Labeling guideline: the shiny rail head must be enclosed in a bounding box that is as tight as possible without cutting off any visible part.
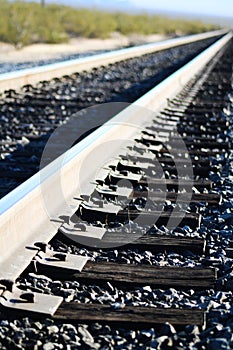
[0,30,227,93]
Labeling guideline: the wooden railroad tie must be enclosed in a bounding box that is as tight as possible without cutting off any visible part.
[117,161,215,177]
[125,155,211,166]
[138,178,212,190]
[140,136,229,151]
[0,301,205,327]
[98,187,221,205]
[77,204,202,230]
[59,231,206,255]
[53,303,206,327]
[106,175,213,190]
[131,192,221,205]
[38,262,216,290]
[148,124,227,134]
[132,144,224,158]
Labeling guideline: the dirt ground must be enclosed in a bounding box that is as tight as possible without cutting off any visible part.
[0,33,167,63]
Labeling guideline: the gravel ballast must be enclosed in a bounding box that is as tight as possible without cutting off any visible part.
[0,36,219,198]
[0,37,233,349]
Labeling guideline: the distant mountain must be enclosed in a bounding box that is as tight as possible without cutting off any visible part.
[156,10,233,28]
[43,0,137,11]
[31,0,233,27]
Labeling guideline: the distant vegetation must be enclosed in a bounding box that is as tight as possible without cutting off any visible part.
[0,0,220,48]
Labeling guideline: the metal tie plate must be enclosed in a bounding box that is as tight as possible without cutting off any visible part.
[35,247,89,272]
[96,184,132,198]
[0,283,62,315]
[60,222,106,240]
[26,243,89,272]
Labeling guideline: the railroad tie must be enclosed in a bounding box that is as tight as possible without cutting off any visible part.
[59,226,205,254]
[0,33,232,334]
[53,303,206,327]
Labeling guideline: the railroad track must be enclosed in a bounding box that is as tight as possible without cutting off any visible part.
[0,31,233,348]
[0,31,225,200]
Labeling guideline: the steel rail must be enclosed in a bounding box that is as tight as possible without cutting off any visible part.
[0,30,227,93]
[0,31,231,283]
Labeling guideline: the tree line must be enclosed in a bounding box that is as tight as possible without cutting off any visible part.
[0,0,220,48]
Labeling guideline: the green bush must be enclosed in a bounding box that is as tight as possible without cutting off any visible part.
[0,0,220,48]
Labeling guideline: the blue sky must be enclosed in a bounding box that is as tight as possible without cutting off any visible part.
[129,0,233,18]
[38,0,233,19]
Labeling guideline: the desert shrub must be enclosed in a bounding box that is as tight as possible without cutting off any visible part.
[0,0,220,48]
